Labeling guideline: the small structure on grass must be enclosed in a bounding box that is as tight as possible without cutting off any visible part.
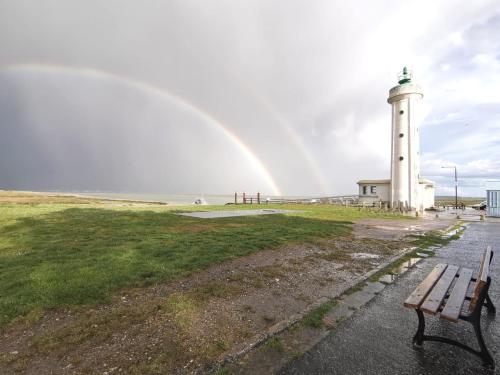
[486,182,500,217]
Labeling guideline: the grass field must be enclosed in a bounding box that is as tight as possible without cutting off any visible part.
[0,190,406,329]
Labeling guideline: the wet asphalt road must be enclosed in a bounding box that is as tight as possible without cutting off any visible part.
[280,221,500,375]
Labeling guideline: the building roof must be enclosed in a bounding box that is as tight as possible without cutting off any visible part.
[357,178,434,185]
[357,179,390,184]
[418,178,435,185]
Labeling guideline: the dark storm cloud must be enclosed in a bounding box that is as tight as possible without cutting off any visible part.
[0,0,498,196]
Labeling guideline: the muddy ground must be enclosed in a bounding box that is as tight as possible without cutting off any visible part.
[0,217,454,375]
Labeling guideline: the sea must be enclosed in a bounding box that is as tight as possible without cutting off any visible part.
[69,191,324,206]
[74,192,237,205]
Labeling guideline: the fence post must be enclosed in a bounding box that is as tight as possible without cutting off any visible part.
[243,192,246,204]
[257,192,260,204]
[234,192,237,205]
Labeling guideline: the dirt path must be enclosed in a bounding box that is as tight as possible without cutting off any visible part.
[0,218,453,374]
[354,216,455,240]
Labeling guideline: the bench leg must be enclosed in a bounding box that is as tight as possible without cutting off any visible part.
[412,310,495,368]
[484,293,496,314]
[473,315,495,368]
[413,309,425,346]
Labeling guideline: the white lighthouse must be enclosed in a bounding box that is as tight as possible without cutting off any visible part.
[357,68,435,211]
[388,67,423,209]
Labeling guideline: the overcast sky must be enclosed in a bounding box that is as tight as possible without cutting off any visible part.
[0,0,499,197]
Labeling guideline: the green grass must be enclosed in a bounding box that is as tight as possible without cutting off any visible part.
[344,282,368,296]
[263,336,285,352]
[302,300,338,328]
[214,366,230,375]
[0,196,408,329]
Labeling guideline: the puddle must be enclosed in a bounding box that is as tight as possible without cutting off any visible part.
[374,225,400,231]
[350,253,382,260]
[380,274,396,284]
[443,227,463,237]
[375,225,420,232]
[404,225,419,231]
[393,258,421,274]
[379,258,422,284]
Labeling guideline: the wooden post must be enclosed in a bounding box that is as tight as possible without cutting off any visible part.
[243,192,246,204]
[257,192,260,204]
[234,192,237,205]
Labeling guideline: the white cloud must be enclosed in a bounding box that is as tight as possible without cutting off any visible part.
[472,53,500,69]
[422,156,500,178]
[448,32,464,46]
[422,153,500,196]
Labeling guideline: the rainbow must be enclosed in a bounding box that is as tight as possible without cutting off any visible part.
[214,69,330,194]
[0,63,282,196]
[248,96,330,194]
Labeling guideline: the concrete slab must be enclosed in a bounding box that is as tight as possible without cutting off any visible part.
[342,282,386,309]
[324,282,386,327]
[177,209,299,219]
[324,303,356,324]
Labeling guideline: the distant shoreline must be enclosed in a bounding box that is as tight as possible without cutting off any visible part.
[1,190,485,206]
[0,189,247,206]
[73,191,235,205]
[0,189,170,205]
[67,192,169,205]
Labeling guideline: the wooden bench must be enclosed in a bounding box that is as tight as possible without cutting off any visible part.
[404,246,496,368]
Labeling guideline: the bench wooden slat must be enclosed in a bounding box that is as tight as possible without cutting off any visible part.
[404,264,448,309]
[421,265,459,315]
[470,246,491,312]
[440,268,473,322]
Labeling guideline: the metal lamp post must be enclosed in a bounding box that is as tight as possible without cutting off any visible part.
[442,166,458,209]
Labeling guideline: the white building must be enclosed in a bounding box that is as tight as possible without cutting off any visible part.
[358,68,435,210]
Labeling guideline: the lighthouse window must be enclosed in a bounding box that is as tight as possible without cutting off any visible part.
[399,110,404,115]
[399,156,404,161]
[399,133,404,138]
